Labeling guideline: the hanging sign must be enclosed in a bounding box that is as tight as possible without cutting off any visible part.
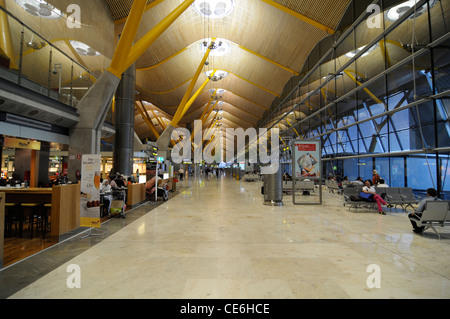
[80,154,101,228]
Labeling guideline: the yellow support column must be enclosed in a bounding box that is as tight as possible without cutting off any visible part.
[179,70,216,120]
[107,0,148,77]
[108,0,195,77]
[136,101,160,139]
[199,90,217,120]
[344,70,384,106]
[171,43,215,126]
[151,109,166,130]
[123,0,195,74]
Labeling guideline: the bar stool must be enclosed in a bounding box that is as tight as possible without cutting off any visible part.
[21,203,43,238]
[43,203,52,237]
[4,203,20,237]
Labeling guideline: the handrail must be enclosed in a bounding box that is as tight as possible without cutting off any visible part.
[0,5,97,80]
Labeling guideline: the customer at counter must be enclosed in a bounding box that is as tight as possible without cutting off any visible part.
[101,179,112,216]
[114,175,126,188]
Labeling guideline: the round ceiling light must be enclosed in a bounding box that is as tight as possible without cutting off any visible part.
[14,0,63,19]
[206,70,228,81]
[386,0,436,22]
[209,88,226,95]
[200,38,231,57]
[69,41,101,57]
[345,43,378,58]
[194,0,234,19]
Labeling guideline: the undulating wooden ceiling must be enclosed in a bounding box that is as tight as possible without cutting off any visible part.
[104,0,352,141]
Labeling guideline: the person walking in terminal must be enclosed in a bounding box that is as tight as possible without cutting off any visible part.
[179,167,184,181]
[361,180,392,215]
[408,188,440,234]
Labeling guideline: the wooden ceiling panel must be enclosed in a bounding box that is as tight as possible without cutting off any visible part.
[103,0,352,139]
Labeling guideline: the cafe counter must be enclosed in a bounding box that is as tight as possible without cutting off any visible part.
[1,184,81,240]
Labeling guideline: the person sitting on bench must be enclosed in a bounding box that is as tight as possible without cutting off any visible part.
[408,188,440,234]
[361,180,391,215]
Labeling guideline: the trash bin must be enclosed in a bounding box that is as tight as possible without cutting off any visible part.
[263,167,283,206]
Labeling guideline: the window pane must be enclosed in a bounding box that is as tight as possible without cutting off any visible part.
[343,158,358,181]
[375,157,390,185]
[358,158,372,181]
[407,156,437,191]
[440,153,450,199]
[390,157,405,187]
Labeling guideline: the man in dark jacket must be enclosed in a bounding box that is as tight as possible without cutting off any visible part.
[408,188,440,233]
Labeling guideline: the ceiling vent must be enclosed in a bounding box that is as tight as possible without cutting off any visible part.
[4,113,52,131]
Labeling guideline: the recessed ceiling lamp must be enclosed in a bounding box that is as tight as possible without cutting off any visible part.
[345,43,378,58]
[209,88,226,98]
[69,41,101,56]
[206,70,228,81]
[386,0,436,22]
[14,0,63,19]
[201,38,230,57]
[194,0,234,19]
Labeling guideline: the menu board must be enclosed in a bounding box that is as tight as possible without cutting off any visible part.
[292,140,321,179]
[80,154,101,228]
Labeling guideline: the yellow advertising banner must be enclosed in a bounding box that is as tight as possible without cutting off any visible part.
[80,154,101,228]
[4,137,41,150]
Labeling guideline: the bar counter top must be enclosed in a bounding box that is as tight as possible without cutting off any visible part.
[0,187,53,194]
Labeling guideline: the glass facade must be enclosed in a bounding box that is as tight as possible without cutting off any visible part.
[261,0,450,198]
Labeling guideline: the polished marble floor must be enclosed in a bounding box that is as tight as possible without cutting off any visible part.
[2,174,450,299]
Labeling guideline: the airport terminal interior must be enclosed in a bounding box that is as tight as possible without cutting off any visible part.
[0,0,449,299]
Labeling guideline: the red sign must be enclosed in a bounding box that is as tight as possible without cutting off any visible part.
[295,143,316,152]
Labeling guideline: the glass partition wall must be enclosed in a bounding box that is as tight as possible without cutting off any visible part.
[259,0,450,198]
[0,5,97,108]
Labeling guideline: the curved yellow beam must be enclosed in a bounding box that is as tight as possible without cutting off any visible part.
[114,0,166,25]
[204,108,256,126]
[137,40,299,75]
[225,103,259,119]
[260,0,335,35]
[138,69,279,98]
[235,44,299,75]
[138,78,193,95]
[228,91,269,111]
[223,69,281,97]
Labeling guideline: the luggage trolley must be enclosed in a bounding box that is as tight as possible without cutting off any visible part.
[110,187,126,218]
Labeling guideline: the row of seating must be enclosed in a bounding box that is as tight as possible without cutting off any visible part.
[4,202,51,238]
[342,185,419,212]
[282,180,315,194]
[325,180,341,194]
[378,187,419,211]
[241,173,261,182]
[411,200,450,240]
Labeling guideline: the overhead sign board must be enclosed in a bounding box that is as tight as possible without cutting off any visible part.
[4,137,41,150]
